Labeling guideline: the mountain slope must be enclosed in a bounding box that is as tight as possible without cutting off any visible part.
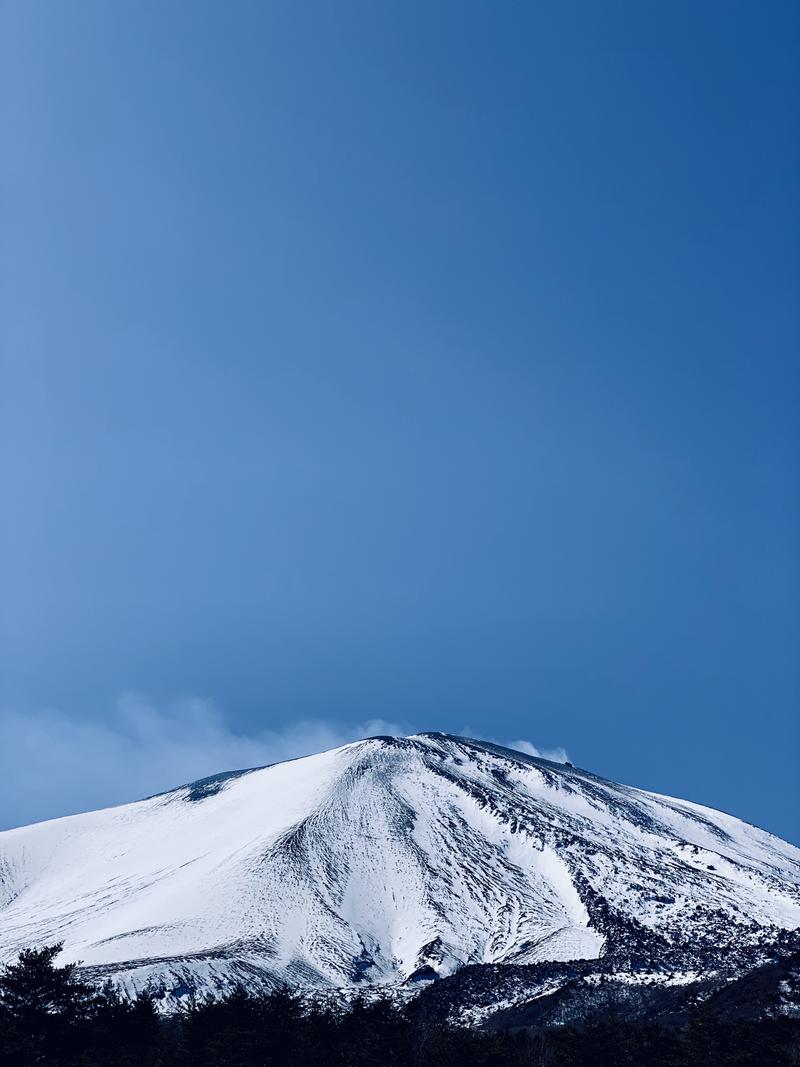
[0,733,798,1006]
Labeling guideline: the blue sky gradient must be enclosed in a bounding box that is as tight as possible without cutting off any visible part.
[2,1,798,840]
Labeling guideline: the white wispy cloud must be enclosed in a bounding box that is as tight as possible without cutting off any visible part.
[456,727,570,765]
[506,738,570,764]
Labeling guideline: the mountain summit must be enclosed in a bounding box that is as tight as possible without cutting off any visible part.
[1,733,798,1007]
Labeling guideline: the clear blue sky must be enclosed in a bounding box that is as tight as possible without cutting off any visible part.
[2,1,798,841]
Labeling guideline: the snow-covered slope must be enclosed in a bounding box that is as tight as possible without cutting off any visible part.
[0,733,798,1005]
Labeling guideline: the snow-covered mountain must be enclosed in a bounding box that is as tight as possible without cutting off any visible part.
[0,733,798,1008]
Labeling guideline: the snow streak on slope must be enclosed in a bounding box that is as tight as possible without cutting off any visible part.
[0,734,798,1004]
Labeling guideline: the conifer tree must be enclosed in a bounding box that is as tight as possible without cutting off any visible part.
[0,943,97,1065]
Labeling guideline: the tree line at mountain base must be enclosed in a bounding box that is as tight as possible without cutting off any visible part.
[0,945,797,1067]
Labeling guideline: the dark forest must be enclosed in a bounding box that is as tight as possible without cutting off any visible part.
[1,946,798,1067]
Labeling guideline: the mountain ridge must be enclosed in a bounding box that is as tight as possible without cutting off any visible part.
[1,732,798,1012]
